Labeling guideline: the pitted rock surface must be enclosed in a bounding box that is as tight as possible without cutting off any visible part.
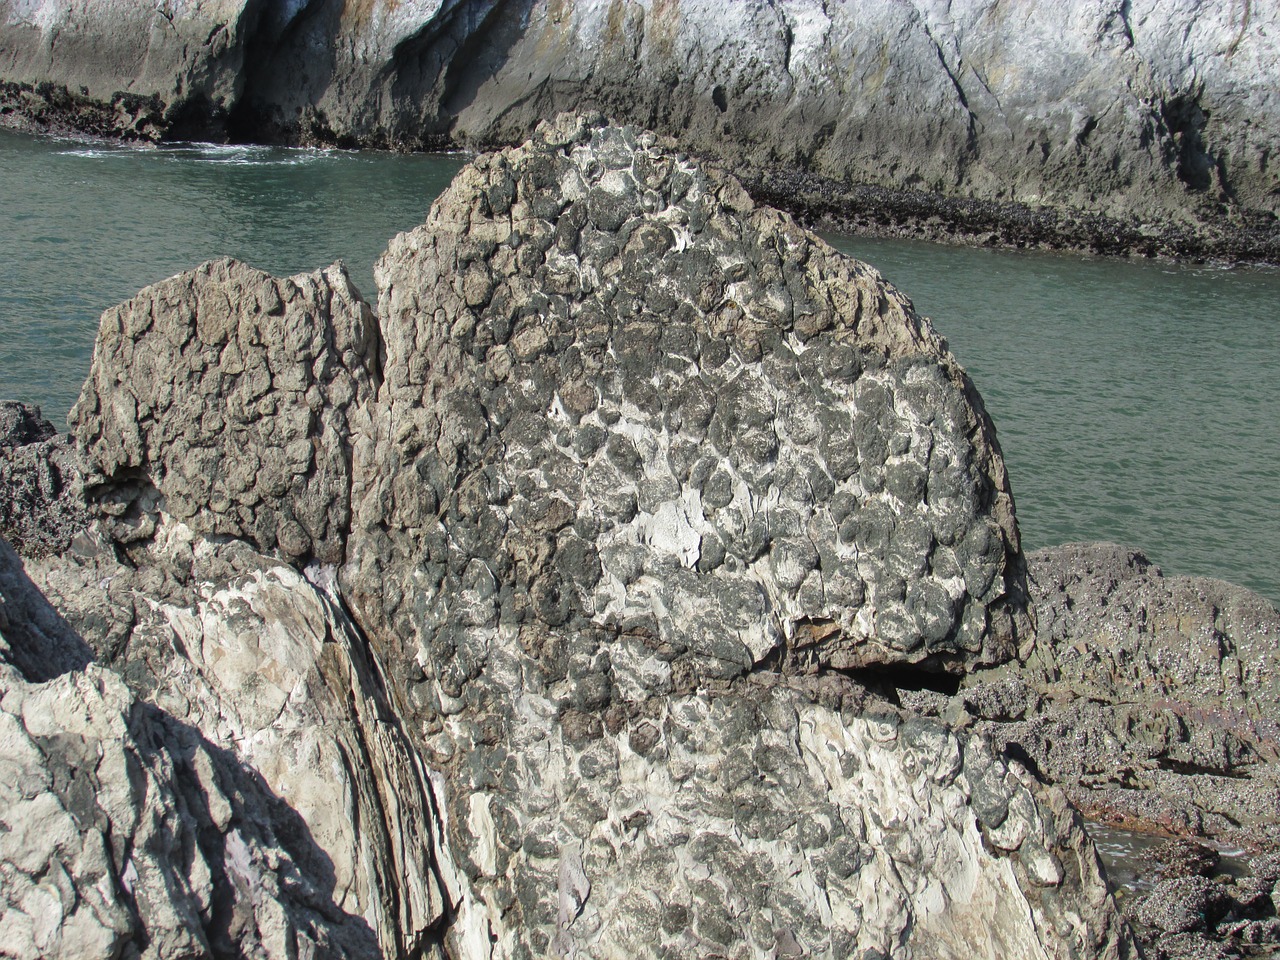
[327,113,1125,960]
[70,257,379,563]
[959,543,1280,832]
[345,115,1027,731]
[0,119,1150,959]
[424,669,1133,960]
[0,403,90,557]
[0,401,56,448]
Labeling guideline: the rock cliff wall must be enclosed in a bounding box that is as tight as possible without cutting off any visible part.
[2,0,1278,248]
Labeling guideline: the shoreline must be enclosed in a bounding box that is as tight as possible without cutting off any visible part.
[6,88,1280,268]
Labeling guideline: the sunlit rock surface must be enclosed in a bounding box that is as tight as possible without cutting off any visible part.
[0,117,1144,959]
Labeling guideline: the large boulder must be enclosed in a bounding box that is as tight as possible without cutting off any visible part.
[333,115,1124,959]
[70,258,380,563]
[1,118,1145,959]
[344,113,1027,722]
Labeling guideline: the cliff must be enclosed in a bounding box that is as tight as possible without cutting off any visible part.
[2,0,1278,258]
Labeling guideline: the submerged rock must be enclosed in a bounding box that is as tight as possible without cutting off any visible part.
[0,117,1144,958]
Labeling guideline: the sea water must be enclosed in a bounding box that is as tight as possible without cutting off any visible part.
[3,127,1279,604]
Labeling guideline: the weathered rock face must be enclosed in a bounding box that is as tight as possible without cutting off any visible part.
[22,526,455,958]
[425,669,1134,959]
[0,0,255,136]
[345,114,1026,716]
[0,118,1146,959]
[3,0,1278,235]
[0,402,89,557]
[910,543,1280,960]
[967,543,1280,831]
[70,257,379,563]
[0,535,441,960]
[331,114,1105,960]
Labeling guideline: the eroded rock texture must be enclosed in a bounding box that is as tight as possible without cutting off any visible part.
[345,114,1026,716]
[0,535,443,960]
[70,258,380,563]
[0,402,90,557]
[329,114,1118,960]
[963,543,1280,838]
[0,119,1146,959]
[937,543,1280,960]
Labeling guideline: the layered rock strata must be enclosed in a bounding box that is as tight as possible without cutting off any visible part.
[2,1,1279,257]
[0,117,1144,958]
[0,536,451,960]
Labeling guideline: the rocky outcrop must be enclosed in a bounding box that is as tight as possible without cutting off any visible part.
[897,542,1280,960]
[345,114,1026,700]
[964,543,1280,837]
[0,535,449,959]
[0,402,90,557]
[3,1,1279,257]
[70,258,379,563]
[0,117,1144,957]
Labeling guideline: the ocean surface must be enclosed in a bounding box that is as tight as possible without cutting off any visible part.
[3,127,1279,603]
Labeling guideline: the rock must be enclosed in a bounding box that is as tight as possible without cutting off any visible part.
[0,535,411,960]
[427,673,1135,959]
[3,2,1279,254]
[0,119,1146,958]
[70,257,380,564]
[1134,876,1229,935]
[345,114,1027,717]
[906,541,1280,960]
[0,406,91,557]
[0,0,253,138]
[959,543,1280,833]
[329,115,1128,960]
[0,401,56,447]
[1159,840,1221,881]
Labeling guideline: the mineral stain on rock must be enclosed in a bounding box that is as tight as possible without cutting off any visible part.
[0,116,1144,959]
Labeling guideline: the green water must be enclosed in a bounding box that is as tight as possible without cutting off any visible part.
[0,129,464,425]
[3,128,1279,603]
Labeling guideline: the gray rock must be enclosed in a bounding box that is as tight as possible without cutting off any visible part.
[0,402,90,558]
[969,543,1280,828]
[1,120,1146,959]
[0,401,56,447]
[345,114,1028,725]
[331,114,1125,960]
[0,429,91,558]
[69,257,380,564]
[1134,876,1228,935]
[0,534,422,960]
